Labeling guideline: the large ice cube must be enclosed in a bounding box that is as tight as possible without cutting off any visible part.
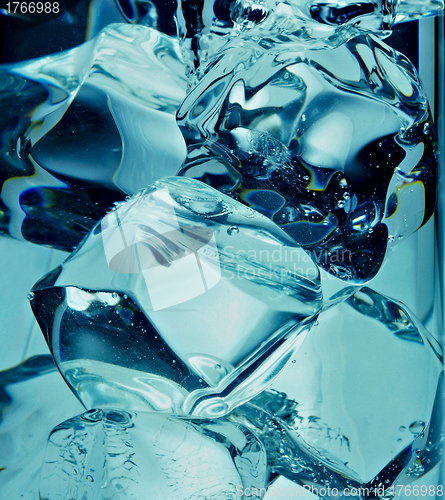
[231,287,442,485]
[30,177,322,417]
[176,33,438,282]
[0,25,186,251]
[39,409,267,500]
[176,0,443,82]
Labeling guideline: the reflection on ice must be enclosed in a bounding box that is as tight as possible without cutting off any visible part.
[177,32,438,282]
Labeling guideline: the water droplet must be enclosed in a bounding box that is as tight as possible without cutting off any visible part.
[27,292,35,301]
[423,122,430,134]
[409,421,425,435]
[399,425,407,432]
[406,462,425,477]
[111,292,118,299]
[227,226,239,235]
[123,294,128,300]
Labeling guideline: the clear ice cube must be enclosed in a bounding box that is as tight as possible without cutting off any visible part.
[0,25,186,251]
[176,33,438,282]
[231,287,442,485]
[30,176,322,417]
[39,409,267,500]
[176,0,443,82]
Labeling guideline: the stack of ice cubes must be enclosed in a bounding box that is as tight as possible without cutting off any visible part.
[0,0,443,498]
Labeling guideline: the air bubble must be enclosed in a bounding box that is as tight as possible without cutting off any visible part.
[16,136,32,159]
[409,421,425,435]
[27,292,35,301]
[231,0,269,32]
[227,226,239,235]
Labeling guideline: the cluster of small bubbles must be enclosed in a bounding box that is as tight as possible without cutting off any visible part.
[27,292,35,301]
[405,462,425,477]
[330,265,353,280]
[227,226,239,235]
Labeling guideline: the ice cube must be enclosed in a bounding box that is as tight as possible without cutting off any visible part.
[30,176,322,417]
[232,287,442,484]
[0,25,186,251]
[176,33,437,282]
[39,409,267,500]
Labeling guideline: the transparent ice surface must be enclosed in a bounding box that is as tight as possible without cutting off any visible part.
[0,0,443,498]
[176,0,444,82]
[30,176,322,417]
[0,24,186,251]
[231,286,442,484]
[39,409,267,500]
[176,32,438,282]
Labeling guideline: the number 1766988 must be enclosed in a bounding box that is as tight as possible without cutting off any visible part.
[5,2,60,14]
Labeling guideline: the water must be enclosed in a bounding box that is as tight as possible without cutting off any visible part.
[0,1,443,499]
